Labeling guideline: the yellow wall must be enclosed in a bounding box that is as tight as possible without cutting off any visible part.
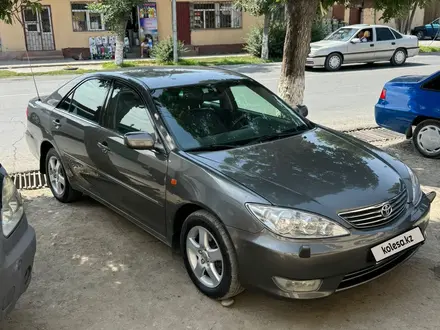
[0,0,110,52]
[0,0,260,53]
[157,0,262,46]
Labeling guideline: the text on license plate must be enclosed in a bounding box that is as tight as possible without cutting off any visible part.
[371,227,424,262]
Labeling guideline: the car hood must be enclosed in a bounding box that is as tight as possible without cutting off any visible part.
[310,40,345,49]
[191,128,404,218]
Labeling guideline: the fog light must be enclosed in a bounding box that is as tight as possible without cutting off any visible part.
[273,277,322,292]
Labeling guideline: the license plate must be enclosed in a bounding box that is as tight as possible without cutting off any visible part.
[371,227,424,262]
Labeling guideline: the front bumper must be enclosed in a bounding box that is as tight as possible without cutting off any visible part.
[0,214,36,321]
[306,56,326,67]
[229,193,432,299]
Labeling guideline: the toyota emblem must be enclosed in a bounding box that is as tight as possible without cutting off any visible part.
[380,203,393,218]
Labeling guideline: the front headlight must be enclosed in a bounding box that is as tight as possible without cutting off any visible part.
[1,175,24,237]
[246,204,350,239]
[404,164,422,205]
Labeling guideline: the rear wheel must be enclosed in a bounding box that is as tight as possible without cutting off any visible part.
[325,53,342,71]
[413,120,440,158]
[181,210,243,300]
[45,148,82,202]
[391,48,407,66]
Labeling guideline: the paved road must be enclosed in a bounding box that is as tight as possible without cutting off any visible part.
[1,54,440,173]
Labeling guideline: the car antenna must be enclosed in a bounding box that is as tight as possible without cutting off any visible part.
[25,50,41,101]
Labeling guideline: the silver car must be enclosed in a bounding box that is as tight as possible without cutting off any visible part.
[307,24,419,71]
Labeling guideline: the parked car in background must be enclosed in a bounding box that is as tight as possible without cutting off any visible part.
[411,18,440,40]
[375,71,440,158]
[26,68,435,301]
[307,24,419,71]
[0,163,36,321]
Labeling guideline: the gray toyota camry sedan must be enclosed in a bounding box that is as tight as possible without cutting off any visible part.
[26,67,436,300]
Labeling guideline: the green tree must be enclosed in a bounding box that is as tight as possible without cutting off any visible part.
[374,0,434,33]
[234,0,284,59]
[88,0,144,65]
[0,0,41,24]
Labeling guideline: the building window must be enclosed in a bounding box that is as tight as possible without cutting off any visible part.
[191,2,242,29]
[71,3,105,32]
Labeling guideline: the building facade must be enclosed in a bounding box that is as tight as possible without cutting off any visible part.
[0,0,260,60]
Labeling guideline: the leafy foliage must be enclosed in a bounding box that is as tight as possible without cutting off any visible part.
[151,37,187,63]
[87,0,144,33]
[0,0,41,24]
[374,0,433,22]
[245,19,327,58]
[245,24,285,58]
[233,0,282,16]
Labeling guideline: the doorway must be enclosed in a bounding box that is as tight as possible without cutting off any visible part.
[22,6,55,51]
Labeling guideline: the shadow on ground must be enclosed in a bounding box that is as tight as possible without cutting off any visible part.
[307,61,428,73]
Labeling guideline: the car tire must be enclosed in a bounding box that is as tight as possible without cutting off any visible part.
[413,119,440,158]
[181,210,244,300]
[391,48,407,66]
[45,148,82,203]
[325,53,343,71]
[416,31,425,40]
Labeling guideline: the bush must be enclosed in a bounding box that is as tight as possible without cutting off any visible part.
[245,19,327,59]
[151,37,187,63]
[311,20,327,42]
[244,24,286,59]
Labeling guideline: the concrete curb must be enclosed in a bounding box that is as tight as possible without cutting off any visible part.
[0,53,255,70]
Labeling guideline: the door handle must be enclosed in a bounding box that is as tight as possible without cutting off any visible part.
[392,42,396,45]
[97,141,110,153]
[52,119,61,128]
[370,44,375,47]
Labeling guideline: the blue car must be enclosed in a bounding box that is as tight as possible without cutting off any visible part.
[411,18,439,40]
[375,71,440,158]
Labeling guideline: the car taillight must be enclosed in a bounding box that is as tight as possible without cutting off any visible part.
[380,88,387,100]
[26,107,29,118]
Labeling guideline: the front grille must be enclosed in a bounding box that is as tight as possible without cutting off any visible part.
[338,189,408,229]
[337,245,420,291]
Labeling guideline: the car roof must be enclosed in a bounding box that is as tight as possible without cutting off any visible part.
[344,24,398,29]
[92,66,249,90]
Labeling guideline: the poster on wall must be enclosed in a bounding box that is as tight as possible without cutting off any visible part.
[138,2,158,41]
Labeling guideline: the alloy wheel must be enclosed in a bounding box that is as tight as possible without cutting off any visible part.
[48,155,66,196]
[186,226,224,288]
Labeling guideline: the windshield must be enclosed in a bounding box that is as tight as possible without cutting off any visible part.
[151,81,310,151]
[325,28,359,41]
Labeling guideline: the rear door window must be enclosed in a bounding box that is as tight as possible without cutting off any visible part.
[47,76,82,108]
[69,79,111,123]
[376,27,395,41]
[422,76,440,91]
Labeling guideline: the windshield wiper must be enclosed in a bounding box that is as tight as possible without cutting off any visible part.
[246,127,306,146]
[185,144,239,152]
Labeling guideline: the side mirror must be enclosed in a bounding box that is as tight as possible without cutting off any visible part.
[124,131,155,150]
[297,104,308,118]
[351,38,361,44]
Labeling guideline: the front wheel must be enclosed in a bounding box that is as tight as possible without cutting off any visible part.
[325,53,342,71]
[391,49,407,66]
[416,31,425,40]
[413,120,440,158]
[181,210,243,300]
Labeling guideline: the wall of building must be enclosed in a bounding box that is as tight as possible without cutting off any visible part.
[0,0,110,54]
[157,0,261,46]
[1,0,260,57]
[362,7,425,30]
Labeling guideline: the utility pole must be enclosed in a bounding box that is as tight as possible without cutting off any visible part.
[172,0,178,63]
